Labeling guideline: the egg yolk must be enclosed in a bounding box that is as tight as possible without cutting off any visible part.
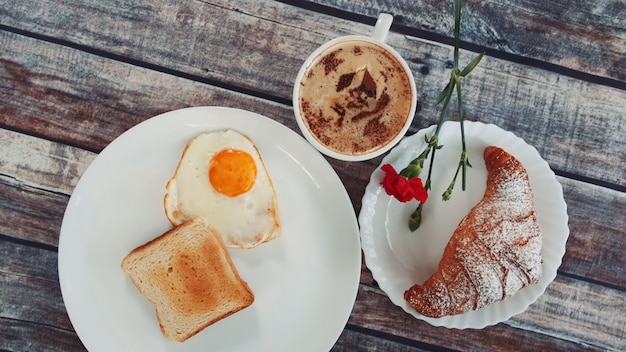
[209,149,257,197]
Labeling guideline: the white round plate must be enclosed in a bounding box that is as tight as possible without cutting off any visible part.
[359,121,569,329]
[59,107,361,351]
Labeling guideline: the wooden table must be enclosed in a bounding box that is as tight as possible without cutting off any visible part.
[2,0,625,351]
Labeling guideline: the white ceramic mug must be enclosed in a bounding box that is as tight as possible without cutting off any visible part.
[293,13,417,161]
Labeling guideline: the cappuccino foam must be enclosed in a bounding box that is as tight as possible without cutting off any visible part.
[298,39,414,156]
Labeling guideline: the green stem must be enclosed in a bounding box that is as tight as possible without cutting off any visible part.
[454,74,470,190]
[406,0,484,231]
[434,78,456,136]
[425,144,437,191]
[454,0,462,69]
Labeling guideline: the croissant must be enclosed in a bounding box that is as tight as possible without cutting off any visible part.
[404,146,543,318]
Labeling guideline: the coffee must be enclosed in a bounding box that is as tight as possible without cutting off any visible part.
[297,39,414,156]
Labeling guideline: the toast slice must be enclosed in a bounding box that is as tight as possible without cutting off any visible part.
[121,217,254,342]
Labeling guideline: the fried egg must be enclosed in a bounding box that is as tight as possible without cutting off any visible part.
[164,129,280,248]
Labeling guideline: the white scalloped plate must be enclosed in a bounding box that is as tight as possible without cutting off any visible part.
[359,121,569,328]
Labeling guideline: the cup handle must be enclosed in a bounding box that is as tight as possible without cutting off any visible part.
[371,13,393,43]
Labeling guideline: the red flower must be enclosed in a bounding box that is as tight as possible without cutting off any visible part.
[380,164,428,203]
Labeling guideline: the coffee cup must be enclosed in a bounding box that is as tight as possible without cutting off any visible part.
[293,13,417,161]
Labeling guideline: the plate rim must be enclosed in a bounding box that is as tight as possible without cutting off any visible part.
[58,106,362,350]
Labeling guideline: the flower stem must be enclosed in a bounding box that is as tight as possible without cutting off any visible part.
[404,0,484,231]
[455,73,471,191]
[454,0,462,68]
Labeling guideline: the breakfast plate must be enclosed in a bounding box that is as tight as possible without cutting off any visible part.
[359,121,569,329]
[58,107,362,351]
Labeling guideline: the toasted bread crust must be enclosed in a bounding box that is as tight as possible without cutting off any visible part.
[121,218,254,342]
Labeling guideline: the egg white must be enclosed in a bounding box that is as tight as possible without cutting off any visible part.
[164,129,280,248]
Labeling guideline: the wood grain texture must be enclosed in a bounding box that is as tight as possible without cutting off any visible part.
[333,328,431,352]
[0,241,84,351]
[0,177,68,247]
[0,129,94,193]
[559,178,626,287]
[1,0,625,350]
[0,319,85,352]
[1,1,625,188]
[0,241,72,331]
[349,283,624,351]
[301,0,626,82]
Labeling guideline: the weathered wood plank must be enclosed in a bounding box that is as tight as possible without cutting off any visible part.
[0,242,73,331]
[0,129,94,194]
[1,1,625,187]
[0,240,84,351]
[0,176,67,248]
[349,280,625,351]
[0,319,85,352]
[508,277,626,351]
[332,327,430,352]
[4,0,625,84]
[559,178,626,286]
[0,236,59,282]
[1,0,308,97]
[305,0,626,82]
[0,33,299,152]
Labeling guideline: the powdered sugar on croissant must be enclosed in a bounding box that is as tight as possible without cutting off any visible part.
[404,146,543,318]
